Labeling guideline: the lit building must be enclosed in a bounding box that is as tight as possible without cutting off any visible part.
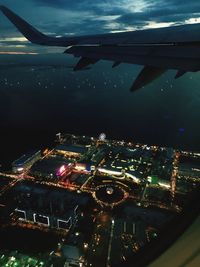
[12,150,41,173]
[12,182,89,231]
[178,155,200,180]
[29,157,73,180]
[55,144,88,158]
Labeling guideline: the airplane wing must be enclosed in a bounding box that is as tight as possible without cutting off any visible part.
[1,5,200,91]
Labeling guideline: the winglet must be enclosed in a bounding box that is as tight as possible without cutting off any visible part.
[0,5,49,45]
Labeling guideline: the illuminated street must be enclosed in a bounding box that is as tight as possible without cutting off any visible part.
[0,133,200,267]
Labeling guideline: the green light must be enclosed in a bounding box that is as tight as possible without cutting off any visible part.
[148,175,158,184]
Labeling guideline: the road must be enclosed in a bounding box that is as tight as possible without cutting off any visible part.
[86,212,112,267]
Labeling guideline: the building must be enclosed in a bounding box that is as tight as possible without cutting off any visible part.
[12,182,90,231]
[12,150,41,173]
[178,155,200,180]
[55,144,88,158]
[29,157,74,180]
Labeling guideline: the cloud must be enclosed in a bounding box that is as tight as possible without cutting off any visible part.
[34,0,149,16]
[0,37,28,42]
[0,0,200,53]
[114,0,200,27]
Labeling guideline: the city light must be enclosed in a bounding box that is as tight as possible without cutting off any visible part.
[0,132,199,267]
[57,165,66,176]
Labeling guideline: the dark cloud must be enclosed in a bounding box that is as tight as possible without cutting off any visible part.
[36,0,87,7]
[35,0,200,17]
[114,0,200,27]
[0,0,200,52]
[31,0,200,32]
[34,0,129,17]
[116,11,200,26]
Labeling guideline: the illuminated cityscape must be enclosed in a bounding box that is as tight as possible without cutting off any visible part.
[0,133,199,267]
[0,1,200,266]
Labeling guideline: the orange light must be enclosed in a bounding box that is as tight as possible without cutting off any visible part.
[0,51,38,55]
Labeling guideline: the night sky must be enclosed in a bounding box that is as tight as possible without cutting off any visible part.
[0,1,200,166]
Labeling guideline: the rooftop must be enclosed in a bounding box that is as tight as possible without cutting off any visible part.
[30,157,71,178]
[55,144,88,155]
[12,150,40,166]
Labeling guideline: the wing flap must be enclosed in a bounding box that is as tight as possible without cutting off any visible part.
[66,45,200,71]
[131,66,167,91]
[112,61,121,68]
[73,57,99,71]
[175,70,187,79]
